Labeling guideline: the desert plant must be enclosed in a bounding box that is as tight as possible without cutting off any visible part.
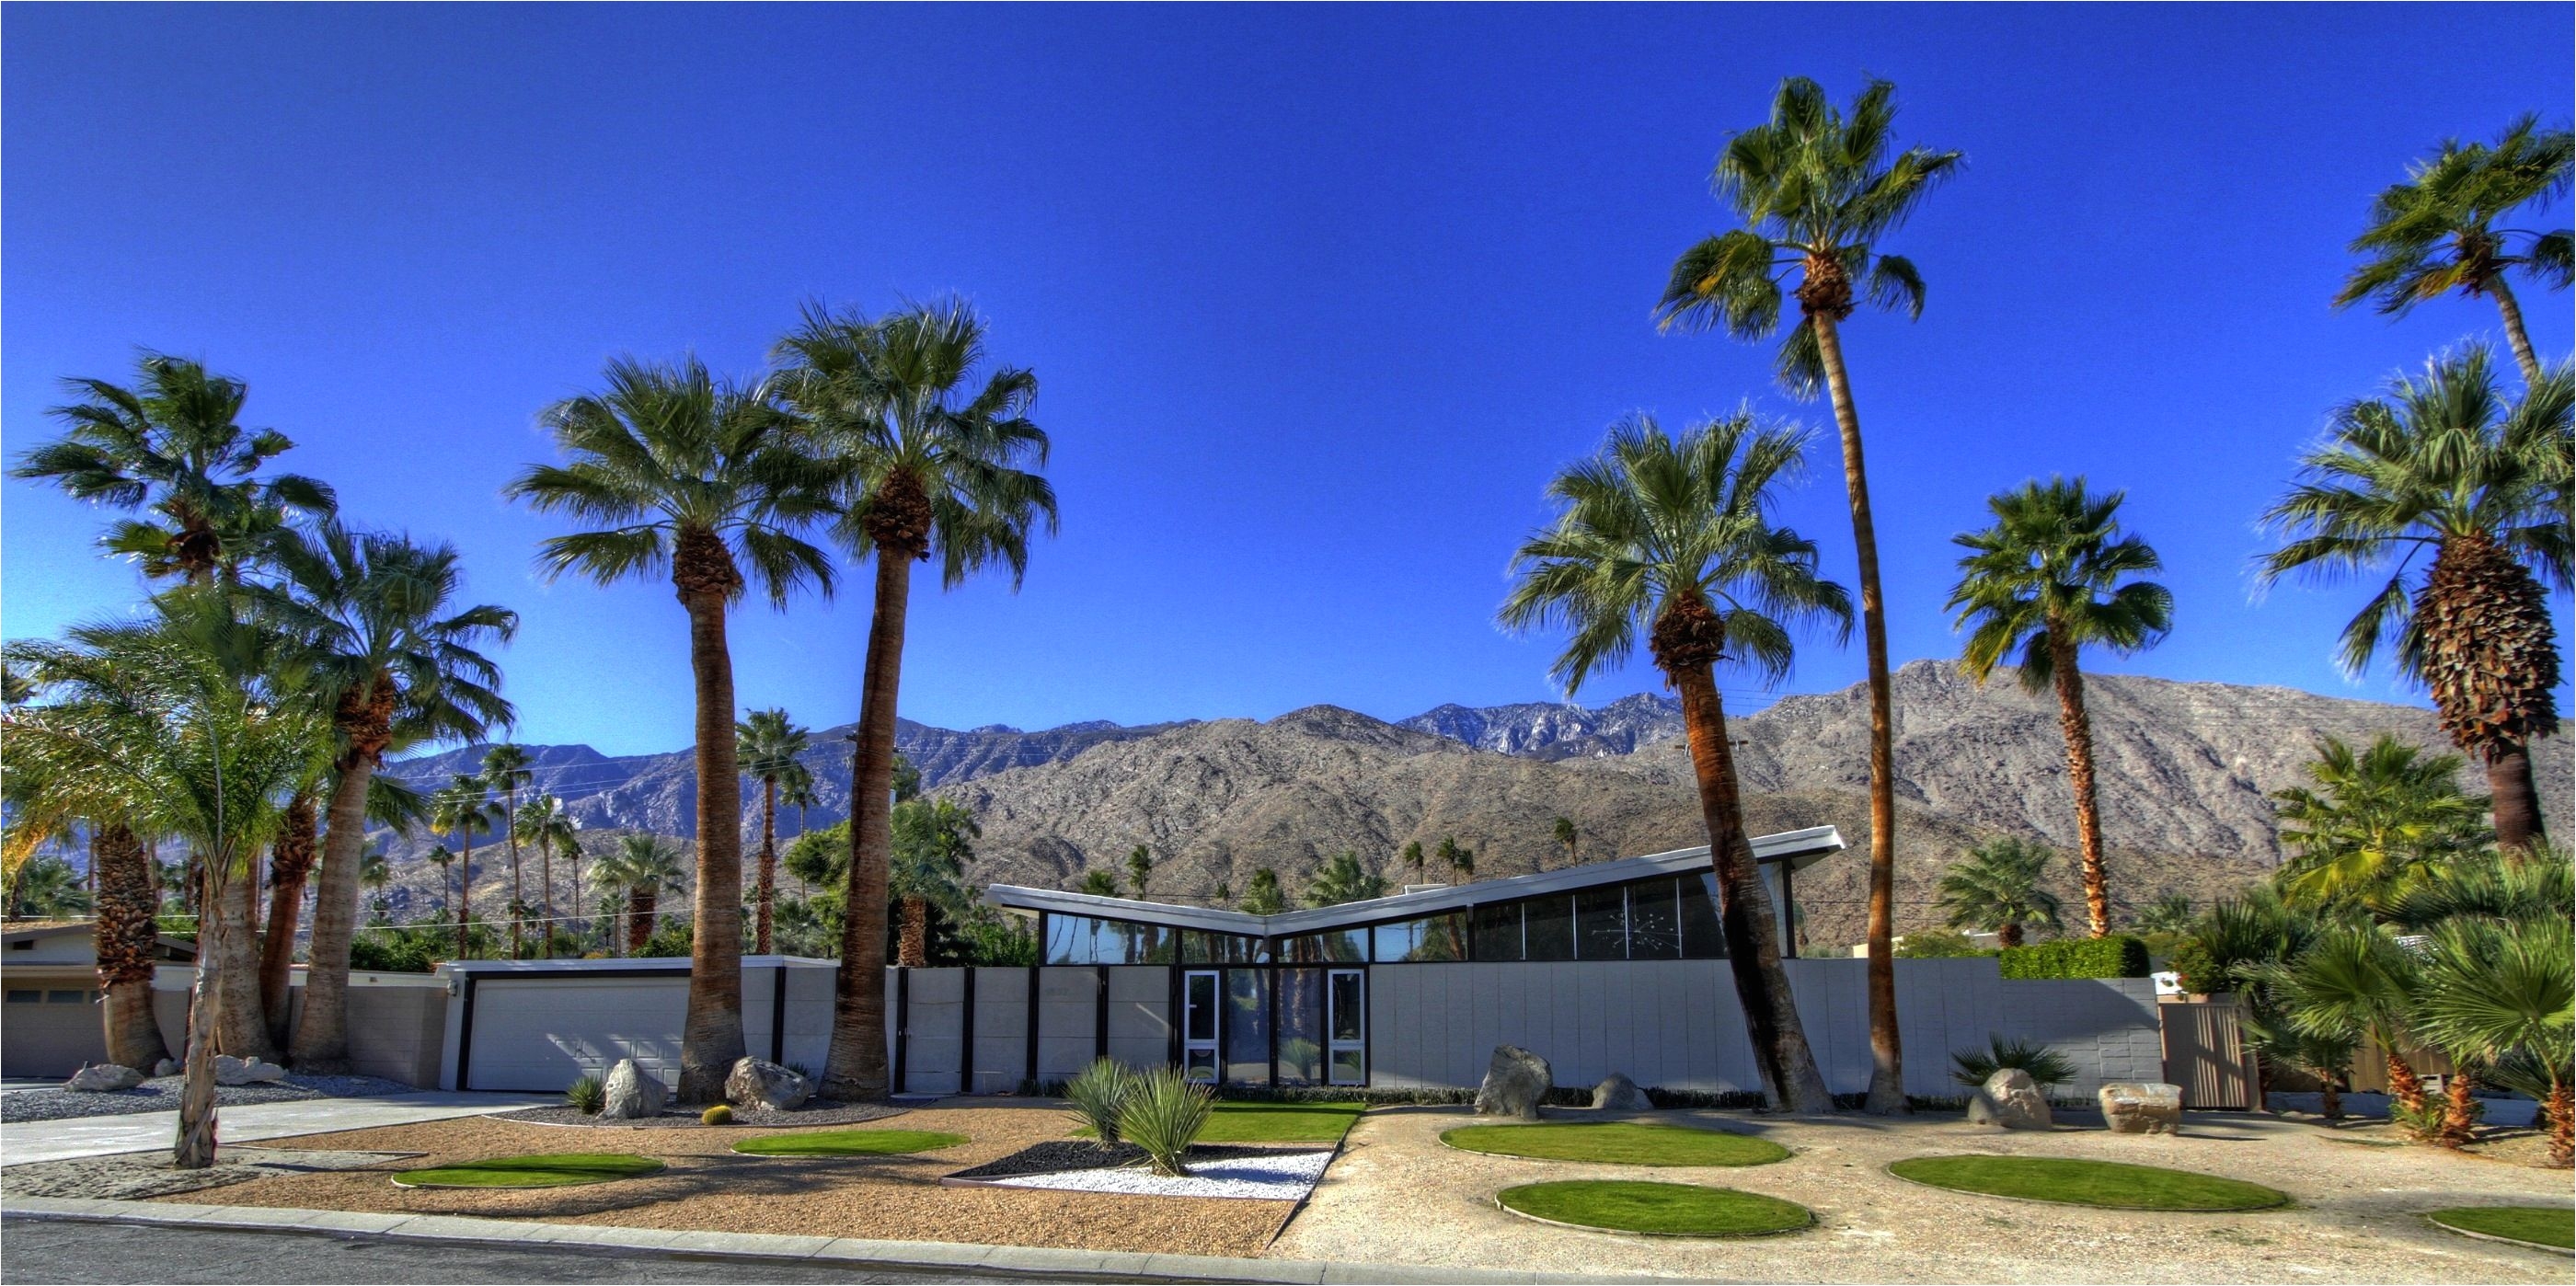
[1064,1057,1137,1147]
[1118,1065,1215,1177]
[566,1074,606,1115]
[702,1104,733,1127]
[1950,1035,2078,1092]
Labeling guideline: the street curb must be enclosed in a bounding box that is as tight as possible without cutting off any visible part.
[0,1196,1704,1283]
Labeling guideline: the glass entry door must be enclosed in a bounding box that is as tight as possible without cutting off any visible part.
[1181,970,1221,1083]
[1326,969,1365,1086]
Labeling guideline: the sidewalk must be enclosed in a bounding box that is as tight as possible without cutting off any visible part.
[0,1091,552,1167]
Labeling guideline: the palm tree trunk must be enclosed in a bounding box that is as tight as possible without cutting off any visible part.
[675,530,748,1103]
[2486,742,2547,854]
[756,777,777,955]
[1997,921,2024,949]
[258,794,317,1048]
[539,832,554,959]
[2436,1067,2479,1149]
[2385,1048,2428,1117]
[173,855,227,1168]
[93,823,168,1072]
[505,790,523,959]
[2487,277,2544,387]
[211,850,274,1062]
[2418,530,2556,851]
[2545,1081,2572,1169]
[456,831,474,960]
[291,752,378,1072]
[569,845,583,952]
[899,895,929,968]
[1808,309,1904,1114]
[1671,660,1834,1113]
[631,890,656,955]
[2319,1074,2343,1122]
[825,549,913,1102]
[2046,636,2113,936]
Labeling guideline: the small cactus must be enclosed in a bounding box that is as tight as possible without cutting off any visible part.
[702,1104,734,1126]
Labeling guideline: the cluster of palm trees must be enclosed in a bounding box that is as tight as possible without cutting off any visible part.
[1503,79,2566,1117]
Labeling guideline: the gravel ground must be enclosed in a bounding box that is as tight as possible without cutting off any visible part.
[492,1101,906,1130]
[1270,1105,2576,1283]
[0,1074,419,1124]
[146,1099,1296,1258]
[0,1148,414,1201]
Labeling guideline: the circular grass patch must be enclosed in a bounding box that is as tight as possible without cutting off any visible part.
[730,1129,971,1157]
[392,1153,664,1189]
[1443,1122,1788,1167]
[2427,1206,2574,1252]
[1887,1155,2288,1211]
[1496,1180,1812,1237]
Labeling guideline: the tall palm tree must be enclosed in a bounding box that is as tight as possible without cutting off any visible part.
[513,795,580,954]
[1125,844,1153,900]
[776,300,1055,1102]
[891,798,977,967]
[255,789,320,1048]
[506,357,838,1100]
[1655,77,1961,1114]
[1550,817,1578,870]
[11,353,336,583]
[2260,350,2570,851]
[780,763,819,897]
[1437,837,1475,883]
[479,747,534,958]
[91,821,167,1070]
[2336,115,2572,385]
[595,833,687,956]
[1947,477,2174,936]
[1501,411,1849,1113]
[429,774,497,959]
[1400,840,1426,886]
[1936,837,2064,948]
[258,524,513,1071]
[359,849,393,923]
[424,844,457,930]
[2270,734,2489,911]
[736,707,811,954]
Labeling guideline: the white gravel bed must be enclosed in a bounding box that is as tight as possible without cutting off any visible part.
[963,1148,1335,1201]
[0,1074,419,1124]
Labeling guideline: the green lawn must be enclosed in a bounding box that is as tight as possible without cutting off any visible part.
[730,1129,971,1157]
[1887,1155,2289,1211]
[1497,1180,1812,1237]
[1442,1122,1788,1167]
[1073,1100,1366,1144]
[2428,1206,2575,1250]
[392,1154,664,1188]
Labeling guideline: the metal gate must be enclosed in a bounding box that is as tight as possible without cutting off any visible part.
[2158,998,2260,1109]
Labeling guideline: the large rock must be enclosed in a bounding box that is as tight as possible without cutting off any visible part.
[1474,1045,1552,1121]
[600,1058,668,1120]
[1592,1072,1651,1112]
[151,1058,178,1078]
[64,1063,144,1093]
[1965,1069,2052,1130]
[2099,1082,2185,1135]
[212,1055,287,1086]
[725,1057,812,1112]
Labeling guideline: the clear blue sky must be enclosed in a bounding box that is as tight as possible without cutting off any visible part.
[6,5,2570,757]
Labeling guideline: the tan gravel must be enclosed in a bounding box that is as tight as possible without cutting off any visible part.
[156,1100,1292,1257]
[1269,1105,2575,1283]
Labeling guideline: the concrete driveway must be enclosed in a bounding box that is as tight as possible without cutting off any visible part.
[0,1092,550,1167]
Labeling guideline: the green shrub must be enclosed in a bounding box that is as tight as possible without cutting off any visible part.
[1950,1035,2078,1090]
[2165,937,2224,993]
[701,1104,733,1126]
[565,1074,606,1115]
[1064,1058,1137,1147]
[1118,1065,1214,1177]
[1998,935,2150,980]
[1897,929,1994,959]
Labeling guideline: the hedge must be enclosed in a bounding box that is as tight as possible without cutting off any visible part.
[1997,935,2151,980]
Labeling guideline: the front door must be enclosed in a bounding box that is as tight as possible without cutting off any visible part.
[1182,970,1221,1083]
[1326,969,1365,1086]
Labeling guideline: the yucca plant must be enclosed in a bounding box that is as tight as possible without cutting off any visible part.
[1064,1057,1137,1148]
[1949,1035,2078,1092]
[1117,1065,1215,1178]
[565,1074,606,1116]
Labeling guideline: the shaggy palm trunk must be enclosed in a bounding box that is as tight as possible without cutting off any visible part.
[93,824,168,1072]
[539,831,554,959]
[2545,1082,2572,1169]
[2385,1049,2428,1117]
[258,794,318,1048]
[504,788,523,959]
[2436,1067,2479,1149]
[628,890,657,955]
[455,830,475,960]
[2416,531,2559,852]
[899,895,930,968]
[174,855,229,1168]
[293,679,393,1073]
[2046,634,2113,936]
[675,527,748,1102]
[1808,304,1903,1114]
[1997,921,2025,949]
[2487,277,2544,388]
[756,776,777,954]
[2318,1074,2344,1122]
[211,853,274,1062]
[826,524,918,1103]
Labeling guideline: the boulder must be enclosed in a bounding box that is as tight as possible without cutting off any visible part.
[1592,1072,1652,1112]
[1473,1045,1552,1121]
[2099,1081,2185,1135]
[600,1058,668,1120]
[64,1063,145,1093]
[725,1056,812,1112]
[1965,1068,2052,1130]
[151,1058,178,1078]
[212,1055,287,1086]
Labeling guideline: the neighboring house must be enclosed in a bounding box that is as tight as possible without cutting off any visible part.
[0,920,195,1078]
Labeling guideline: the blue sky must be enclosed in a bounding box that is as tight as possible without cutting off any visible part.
[5,5,2570,757]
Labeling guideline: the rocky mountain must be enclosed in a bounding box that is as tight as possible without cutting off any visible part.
[1397,693,1684,759]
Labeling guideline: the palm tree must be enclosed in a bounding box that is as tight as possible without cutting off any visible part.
[513,796,580,955]
[2132,893,2200,937]
[478,746,534,959]
[3,587,328,1165]
[2260,350,2569,850]
[891,798,977,967]
[1125,844,1153,900]
[1550,816,1578,869]
[255,789,320,1047]
[1237,868,1286,915]
[2335,115,2572,385]
[1655,77,1961,1115]
[1437,837,1475,883]
[90,821,168,1069]
[595,834,686,956]
[429,775,497,959]
[1947,477,2175,936]
[2413,915,2571,1164]
[425,845,456,928]
[2270,734,2489,911]
[1501,411,1849,1113]
[359,849,394,924]
[736,708,811,954]
[1936,837,2064,948]
[2256,925,2432,1122]
[505,356,838,1101]
[4,855,92,919]
[11,353,336,583]
[257,524,513,1071]
[776,300,1056,1102]
[1400,840,1426,886]
[1302,851,1388,909]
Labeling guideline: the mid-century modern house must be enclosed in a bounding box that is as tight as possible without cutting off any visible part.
[0,920,195,1078]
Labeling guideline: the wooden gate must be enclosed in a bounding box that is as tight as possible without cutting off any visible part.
[2158,998,2261,1109]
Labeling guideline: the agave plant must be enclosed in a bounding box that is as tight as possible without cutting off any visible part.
[1064,1057,1136,1148]
[1117,1065,1215,1178]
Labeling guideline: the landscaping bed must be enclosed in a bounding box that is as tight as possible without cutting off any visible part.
[0,1074,420,1124]
[0,1147,415,1201]
[947,1140,1335,1200]
[1496,1179,1812,1237]
[1885,1154,2291,1211]
[493,1100,904,1130]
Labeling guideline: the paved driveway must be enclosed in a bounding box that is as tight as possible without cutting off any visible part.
[0,1092,550,1167]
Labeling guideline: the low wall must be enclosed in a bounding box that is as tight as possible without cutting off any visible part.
[146,968,450,1086]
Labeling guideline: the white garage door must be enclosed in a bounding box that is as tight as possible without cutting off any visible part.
[466,974,688,1092]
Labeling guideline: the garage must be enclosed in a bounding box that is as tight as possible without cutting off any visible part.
[1,980,107,1078]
